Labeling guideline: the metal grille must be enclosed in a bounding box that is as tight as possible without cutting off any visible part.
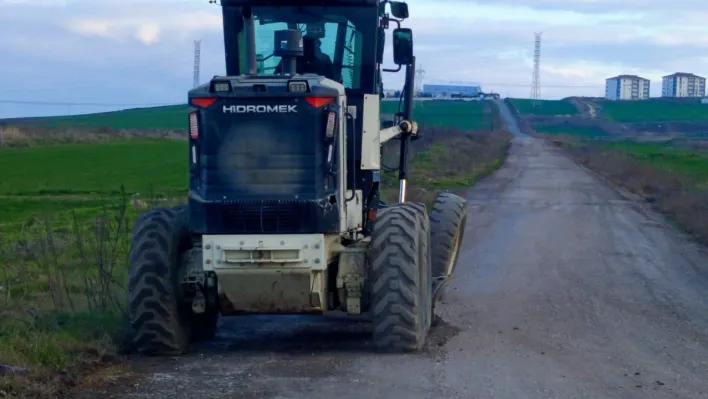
[215,200,310,233]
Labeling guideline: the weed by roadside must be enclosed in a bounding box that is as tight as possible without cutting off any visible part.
[0,125,184,148]
[381,126,512,206]
[0,189,167,398]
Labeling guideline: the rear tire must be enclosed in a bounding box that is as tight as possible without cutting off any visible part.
[127,205,193,356]
[429,193,467,325]
[370,202,432,352]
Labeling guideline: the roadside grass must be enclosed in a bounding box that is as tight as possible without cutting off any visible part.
[598,100,708,123]
[506,98,578,116]
[0,191,183,397]
[0,125,184,149]
[0,198,112,235]
[599,141,708,186]
[0,194,135,397]
[550,136,708,245]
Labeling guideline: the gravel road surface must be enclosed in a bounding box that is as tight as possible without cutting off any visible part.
[80,103,708,398]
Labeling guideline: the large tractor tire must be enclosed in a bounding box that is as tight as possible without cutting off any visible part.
[127,205,213,356]
[430,192,467,290]
[370,202,433,352]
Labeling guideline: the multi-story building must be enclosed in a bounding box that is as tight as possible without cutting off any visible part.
[662,72,706,98]
[605,75,651,100]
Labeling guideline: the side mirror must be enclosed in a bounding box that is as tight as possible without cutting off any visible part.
[392,28,413,65]
[389,1,409,19]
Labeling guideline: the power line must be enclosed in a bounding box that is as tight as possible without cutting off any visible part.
[425,78,602,88]
[0,100,178,107]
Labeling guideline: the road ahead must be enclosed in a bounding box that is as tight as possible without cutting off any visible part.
[84,104,708,399]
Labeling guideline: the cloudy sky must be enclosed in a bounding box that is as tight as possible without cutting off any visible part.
[1,0,707,117]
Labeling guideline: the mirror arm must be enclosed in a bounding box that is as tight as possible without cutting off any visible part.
[382,65,402,73]
[394,58,416,202]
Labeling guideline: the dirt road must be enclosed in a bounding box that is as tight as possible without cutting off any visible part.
[83,106,708,398]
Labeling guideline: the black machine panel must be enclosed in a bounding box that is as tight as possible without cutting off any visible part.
[188,80,342,234]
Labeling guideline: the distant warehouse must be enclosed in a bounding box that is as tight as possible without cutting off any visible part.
[605,75,650,100]
[662,72,706,98]
[422,84,481,98]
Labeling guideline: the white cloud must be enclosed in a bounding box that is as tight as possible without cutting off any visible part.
[69,19,112,37]
[136,23,160,45]
[63,10,222,44]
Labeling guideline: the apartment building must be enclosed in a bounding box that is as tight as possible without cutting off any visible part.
[605,75,651,100]
[662,72,706,98]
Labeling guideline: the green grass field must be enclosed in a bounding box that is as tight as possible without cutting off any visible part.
[599,141,708,184]
[598,100,708,123]
[6,100,493,131]
[506,98,578,116]
[0,140,186,196]
[406,101,493,130]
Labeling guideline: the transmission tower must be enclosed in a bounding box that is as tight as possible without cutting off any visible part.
[193,40,202,88]
[530,32,542,107]
[415,65,425,96]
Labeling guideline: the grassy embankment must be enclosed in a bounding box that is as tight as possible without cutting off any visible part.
[561,140,708,244]
[0,100,511,397]
[505,98,578,116]
[598,100,708,122]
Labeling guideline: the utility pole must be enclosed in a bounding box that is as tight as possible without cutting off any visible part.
[530,32,542,107]
[193,40,202,88]
[414,65,425,96]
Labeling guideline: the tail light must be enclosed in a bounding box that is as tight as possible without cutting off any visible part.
[325,111,336,139]
[189,112,199,139]
[190,97,216,108]
[305,97,334,107]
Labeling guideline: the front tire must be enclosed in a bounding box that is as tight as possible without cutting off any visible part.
[430,192,467,281]
[370,202,432,352]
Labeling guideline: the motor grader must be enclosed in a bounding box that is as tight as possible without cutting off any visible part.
[126,0,467,355]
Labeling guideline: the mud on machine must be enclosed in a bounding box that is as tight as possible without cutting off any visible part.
[126,0,468,355]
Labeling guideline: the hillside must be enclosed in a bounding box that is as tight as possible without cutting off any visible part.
[1,100,497,132]
[3,105,189,130]
[596,99,708,122]
[505,97,708,143]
